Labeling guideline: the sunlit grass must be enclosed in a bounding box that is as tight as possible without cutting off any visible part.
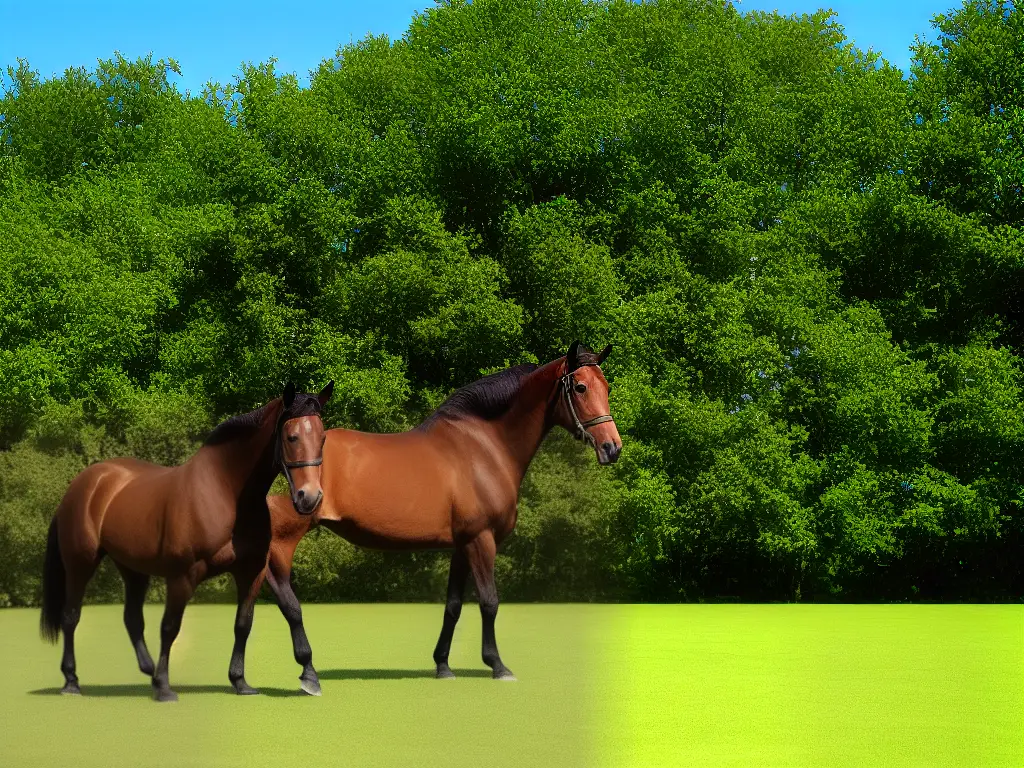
[597,605,1024,767]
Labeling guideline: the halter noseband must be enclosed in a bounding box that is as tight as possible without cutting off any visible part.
[559,362,615,447]
[274,411,324,493]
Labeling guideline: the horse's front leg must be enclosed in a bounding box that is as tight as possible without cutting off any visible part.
[266,551,320,695]
[228,561,266,695]
[467,530,515,681]
[432,547,469,679]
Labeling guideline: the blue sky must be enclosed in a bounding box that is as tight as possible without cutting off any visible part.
[2,0,954,95]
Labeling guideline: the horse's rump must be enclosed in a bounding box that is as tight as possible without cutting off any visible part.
[57,458,180,573]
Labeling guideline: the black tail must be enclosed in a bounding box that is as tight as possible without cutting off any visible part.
[40,518,65,643]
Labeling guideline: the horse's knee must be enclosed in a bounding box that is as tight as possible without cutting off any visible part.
[444,597,463,622]
[479,597,498,621]
[234,610,254,636]
[274,587,302,623]
[266,573,298,622]
[160,614,182,639]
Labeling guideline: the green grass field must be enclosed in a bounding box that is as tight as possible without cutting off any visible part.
[0,604,1021,767]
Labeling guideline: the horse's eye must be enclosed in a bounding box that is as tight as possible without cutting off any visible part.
[574,383,587,394]
[288,435,299,443]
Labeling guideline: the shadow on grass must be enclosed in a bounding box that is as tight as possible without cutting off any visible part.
[29,684,307,698]
[319,668,492,680]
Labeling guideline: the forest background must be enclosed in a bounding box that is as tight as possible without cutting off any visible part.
[1,0,1022,606]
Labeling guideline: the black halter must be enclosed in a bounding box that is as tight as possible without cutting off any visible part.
[558,362,615,446]
[274,411,324,493]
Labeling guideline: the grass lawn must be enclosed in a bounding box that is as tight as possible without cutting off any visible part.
[0,604,1020,767]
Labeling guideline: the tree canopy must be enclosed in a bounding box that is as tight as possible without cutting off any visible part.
[1,0,1021,605]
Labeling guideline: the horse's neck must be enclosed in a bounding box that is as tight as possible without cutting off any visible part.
[204,403,281,504]
[494,359,563,480]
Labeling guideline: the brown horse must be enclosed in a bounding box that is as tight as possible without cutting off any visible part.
[39,382,333,701]
[261,342,621,694]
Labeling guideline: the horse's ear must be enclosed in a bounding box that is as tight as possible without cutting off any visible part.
[318,380,335,406]
[567,340,582,371]
[597,344,612,364]
[283,382,296,409]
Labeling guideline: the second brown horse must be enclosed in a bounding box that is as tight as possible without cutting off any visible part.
[262,342,621,694]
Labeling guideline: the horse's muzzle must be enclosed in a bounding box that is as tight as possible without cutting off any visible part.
[597,441,622,465]
[294,489,323,516]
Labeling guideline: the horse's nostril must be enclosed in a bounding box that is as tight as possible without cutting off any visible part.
[296,489,305,499]
[602,441,614,454]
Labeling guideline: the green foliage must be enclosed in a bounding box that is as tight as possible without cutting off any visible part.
[329,196,524,387]
[1,0,1021,604]
[497,432,621,600]
[0,443,84,606]
[291,531,448,603]
[502,198,619,358]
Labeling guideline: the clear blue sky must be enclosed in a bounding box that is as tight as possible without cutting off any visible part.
[1,0,954,95]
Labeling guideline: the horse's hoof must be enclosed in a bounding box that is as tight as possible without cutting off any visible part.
[436,665,456,679]
[235,685,260,696]
[494,671,517,681]
[154,689,179,703]
[299,677,322,696]
[60,683,81,696]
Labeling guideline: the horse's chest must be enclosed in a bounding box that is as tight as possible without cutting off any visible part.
[199,521,270,575]
[467,459,518,510]
[181,502,268,566]
[495,501,520,540]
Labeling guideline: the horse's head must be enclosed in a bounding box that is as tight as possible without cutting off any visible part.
[555,341,622,465]
[277,381,334,515]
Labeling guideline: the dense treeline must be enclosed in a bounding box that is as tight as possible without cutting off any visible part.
[0,0,1021,606]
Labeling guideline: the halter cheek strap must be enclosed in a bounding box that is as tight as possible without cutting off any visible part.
[559,363,615,447]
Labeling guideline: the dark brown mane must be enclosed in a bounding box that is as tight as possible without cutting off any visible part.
[204,394,324,446]
[204,402,274,446]
[418,364,540,428]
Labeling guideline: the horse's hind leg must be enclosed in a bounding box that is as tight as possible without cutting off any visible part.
[152,575,193,702]
[466,531,515,681]
[60,552,104,695]
[116,564,154,676]
[432,548,468,679]
[228,562,266,695]
[266,545,320,695]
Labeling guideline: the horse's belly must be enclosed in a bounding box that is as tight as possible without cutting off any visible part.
[320,515,453,550]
